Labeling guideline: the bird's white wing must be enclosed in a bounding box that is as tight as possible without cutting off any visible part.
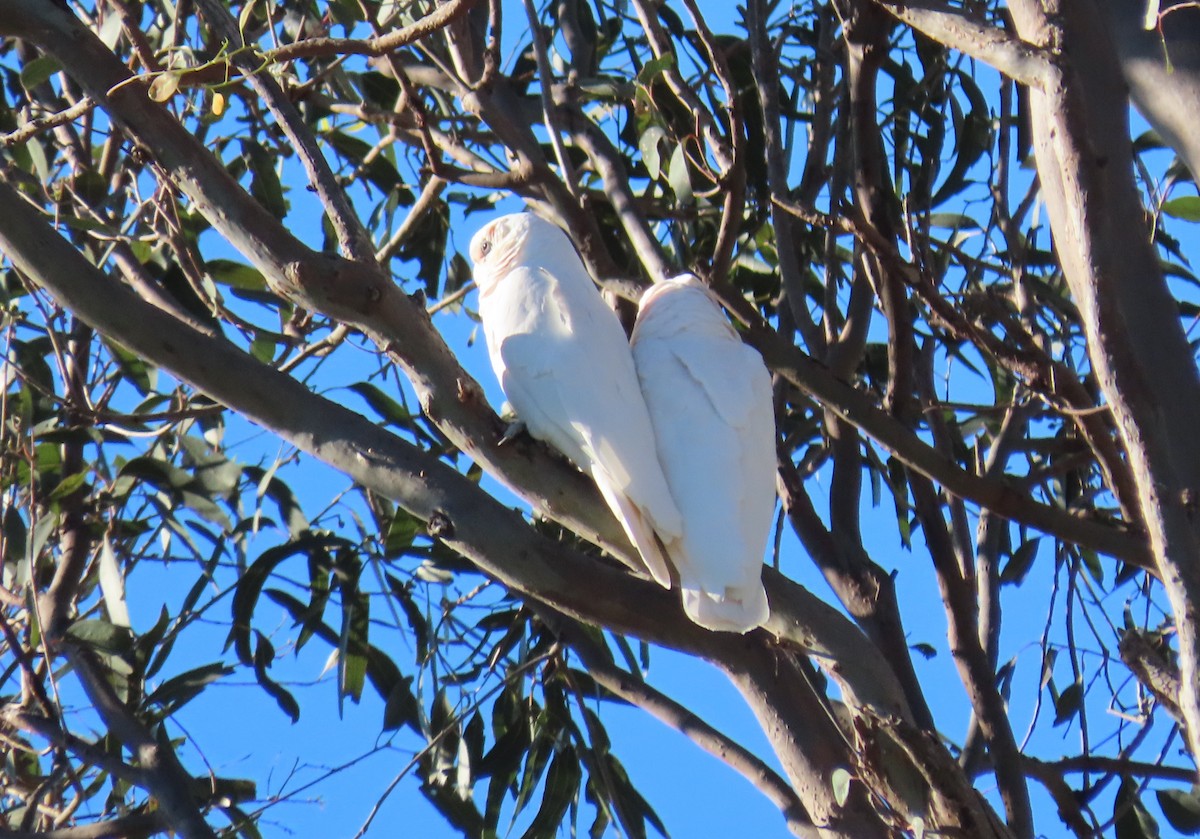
[492,267,681,586]
[633,286,773,632]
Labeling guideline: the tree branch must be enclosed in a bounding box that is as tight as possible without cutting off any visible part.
[0,174,947,831]
[262,0,479,64]
[545,612,816,837]
[67,648,216,839]
[0,810,169,839]
[1009,0,1200,768]
[869,0,1052,87]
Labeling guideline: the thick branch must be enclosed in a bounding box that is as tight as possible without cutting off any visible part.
[869,0,1052,86]
[1009,0,1200,769]
[0,811,170,839]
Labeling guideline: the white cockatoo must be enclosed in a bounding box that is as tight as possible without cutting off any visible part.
[469,212,683,588]
[630,275,774,633]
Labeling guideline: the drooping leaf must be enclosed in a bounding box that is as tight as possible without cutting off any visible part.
[1158,787,1200,835]
[252,631,300,722]
[1116,778,1161,839]
[1053,680,1083,727]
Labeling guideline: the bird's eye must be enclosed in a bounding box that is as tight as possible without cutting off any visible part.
[479,239,492,257]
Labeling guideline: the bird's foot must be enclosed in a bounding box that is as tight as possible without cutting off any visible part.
[498,419,527,446]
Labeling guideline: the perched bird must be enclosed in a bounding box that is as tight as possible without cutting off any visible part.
[630,275,774,633]
[469,212,682,588]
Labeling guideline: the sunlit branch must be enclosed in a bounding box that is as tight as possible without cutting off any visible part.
[869,0,1052,87]
[0,97,95,148]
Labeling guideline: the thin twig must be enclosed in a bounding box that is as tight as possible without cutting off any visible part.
[1,98,95,148]
[521,0,582,202]
[193,0,376,262]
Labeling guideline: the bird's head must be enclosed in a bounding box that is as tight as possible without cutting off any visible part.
[470,212,585,298]
[470,213,550,298]
[469,213,531,298]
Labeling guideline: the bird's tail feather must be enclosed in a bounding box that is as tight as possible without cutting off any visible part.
[592,476,675,588]
[682,584,770,634]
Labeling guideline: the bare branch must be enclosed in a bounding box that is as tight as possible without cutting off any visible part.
[1,97,95,147]
[262,0,479,64]
[869,0,1052,87]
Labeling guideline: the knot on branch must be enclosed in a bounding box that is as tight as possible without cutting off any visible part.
[427,509,455,540]
[283,255,393,318]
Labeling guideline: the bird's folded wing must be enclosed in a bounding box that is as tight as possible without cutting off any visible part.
[659,338,770,430]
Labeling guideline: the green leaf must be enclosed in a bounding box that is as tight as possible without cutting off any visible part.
[514,729,555,820]
[325,131,403,193]
[667,143,692,206]
[105,338,156,395]
[1079,547,1104,585]
[1001,539,1040,585]
[831,767,852,807]
[65,619,134,656]
[1052,680,1083,727]
[1116,777,1161,839]
[340,594,369,705]
[230,535,345,664]
[206,259,267,291]
[246,464,309,537]
[1162,196,1200,222]
[1157,787,1200,834]
[253,631,300,722]
[382,676,420,732]
[180,435,242,498]
[519,749,582,839]
[117,454,193,493]
[636,54,674,85]
[20,55,62,90]
[45,471,89,502]
[145,663,235,713]
[387,574,428,661]
[348,382,412,429]
[241,140,288,219]
[384,509,421,558]
[639,126,666,181]
[2,506,27,566]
